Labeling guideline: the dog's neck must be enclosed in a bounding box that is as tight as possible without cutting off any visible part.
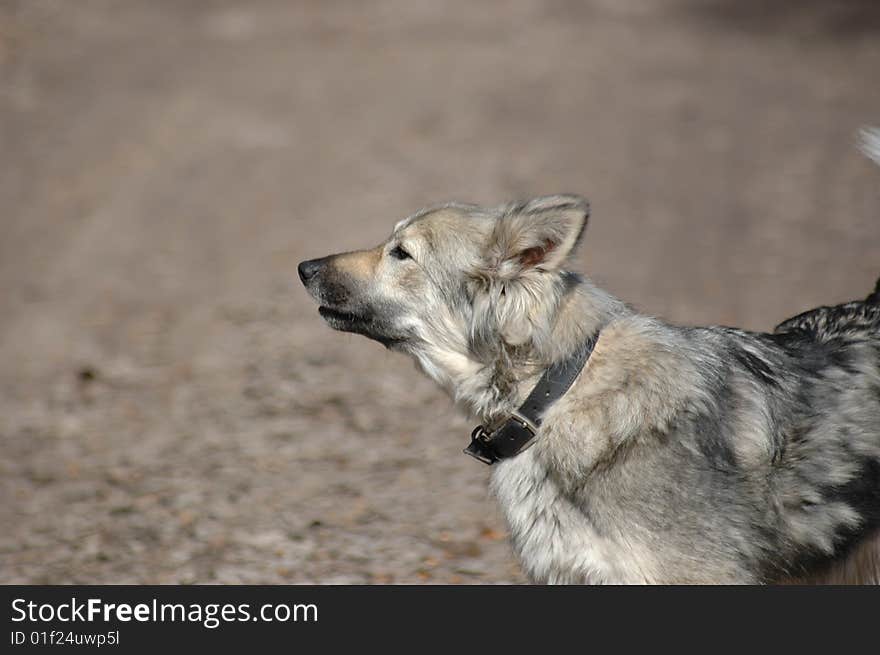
[412,275,628,424]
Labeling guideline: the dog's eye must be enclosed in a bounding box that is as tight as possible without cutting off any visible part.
[389,245,411,261]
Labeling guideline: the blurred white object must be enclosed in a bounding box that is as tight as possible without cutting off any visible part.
[860,127,880,165]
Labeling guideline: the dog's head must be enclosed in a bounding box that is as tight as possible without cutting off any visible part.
[299,195,589,387]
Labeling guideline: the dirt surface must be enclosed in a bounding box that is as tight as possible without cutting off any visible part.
[1,0,879,584]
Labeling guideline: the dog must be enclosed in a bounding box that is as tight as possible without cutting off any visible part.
[299,135,880,584]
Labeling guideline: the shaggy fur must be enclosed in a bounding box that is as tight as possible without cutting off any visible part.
[298,142,880,584]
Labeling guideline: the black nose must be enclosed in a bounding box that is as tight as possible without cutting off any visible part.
[298,258,324,285]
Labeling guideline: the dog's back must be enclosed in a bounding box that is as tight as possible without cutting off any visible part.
[766,284,880,582]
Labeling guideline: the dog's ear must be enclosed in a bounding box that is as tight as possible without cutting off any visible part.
[485,194,589,280]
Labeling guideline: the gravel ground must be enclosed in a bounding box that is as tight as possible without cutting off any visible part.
[1,0,879,584]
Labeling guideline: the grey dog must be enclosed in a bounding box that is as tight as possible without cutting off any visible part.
[299,137,880,584]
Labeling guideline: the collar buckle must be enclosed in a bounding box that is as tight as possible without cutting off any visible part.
[463,425,497,465]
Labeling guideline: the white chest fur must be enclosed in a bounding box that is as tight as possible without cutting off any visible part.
[489,449,655,584]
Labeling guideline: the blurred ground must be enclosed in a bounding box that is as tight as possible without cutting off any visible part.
[1,0,878,583]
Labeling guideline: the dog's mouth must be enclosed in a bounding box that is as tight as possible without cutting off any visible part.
[318,305,365,326]
[317,305,407,348]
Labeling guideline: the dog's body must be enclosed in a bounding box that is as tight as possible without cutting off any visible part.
[300,138,880,584]
[490,296,880,583]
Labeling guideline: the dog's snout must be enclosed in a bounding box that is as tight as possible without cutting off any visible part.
[298,258,324,285]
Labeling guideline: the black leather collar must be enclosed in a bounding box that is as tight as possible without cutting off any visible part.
[464,335,598,465]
